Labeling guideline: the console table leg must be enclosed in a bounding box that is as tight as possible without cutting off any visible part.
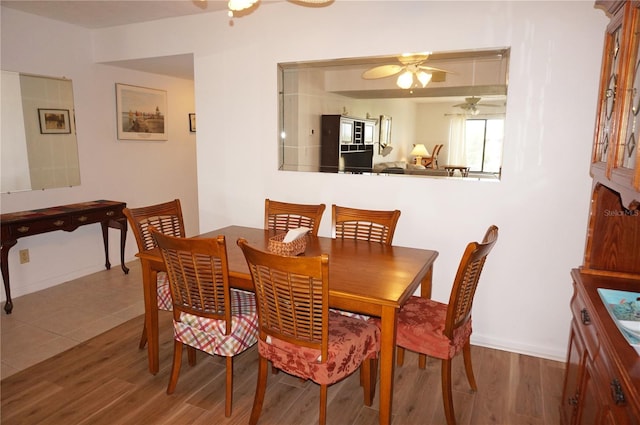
[101,221,112,270]
[1,241,17,314]
[118,219,129,274]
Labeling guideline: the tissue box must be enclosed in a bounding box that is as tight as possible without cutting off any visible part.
[268,233,306,256]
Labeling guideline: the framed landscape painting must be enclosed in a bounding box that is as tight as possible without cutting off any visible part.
[116,83,167,140]
[38,108,71,134]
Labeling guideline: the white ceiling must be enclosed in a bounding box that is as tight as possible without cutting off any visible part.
[0,1,289,79]
[0,1,230,29]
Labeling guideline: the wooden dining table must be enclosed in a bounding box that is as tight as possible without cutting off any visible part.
[137,225,438,425]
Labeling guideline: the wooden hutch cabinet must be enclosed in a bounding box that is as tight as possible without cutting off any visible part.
[560,2,640,424]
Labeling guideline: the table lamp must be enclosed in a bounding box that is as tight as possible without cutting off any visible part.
[410,144,430,166]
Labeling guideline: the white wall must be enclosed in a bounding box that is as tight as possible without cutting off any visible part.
[0,8,200,297]
[3,1,610,361]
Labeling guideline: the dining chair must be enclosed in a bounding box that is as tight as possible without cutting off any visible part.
[151,229,258,417]
[422,143,443,169]
[390,225,499,425]
[331,204,401,245]
[264,198,326,236]
[331,204,401,320]
[123,199,184,349]
[237,238,380,425]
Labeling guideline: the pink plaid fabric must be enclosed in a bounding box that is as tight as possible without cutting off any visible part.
[173,289,258,357]
[156,272,172,311]
[259,311,379,385]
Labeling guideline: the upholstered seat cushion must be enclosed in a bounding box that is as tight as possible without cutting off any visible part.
[156,271,172,311]
[259,311,380,385]
[392,296,472,359]
[329,308,370,321]
[173,289,258,357]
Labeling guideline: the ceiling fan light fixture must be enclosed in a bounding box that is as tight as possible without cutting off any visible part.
[417,71,432,87]
[228,0,258,12]
[396,70,414,89]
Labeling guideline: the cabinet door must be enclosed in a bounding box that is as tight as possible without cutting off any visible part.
[561,321,586,424]
[593,6,625,169]
[577,359,609,425]
[615,2,640,189]
[340,119,353,144]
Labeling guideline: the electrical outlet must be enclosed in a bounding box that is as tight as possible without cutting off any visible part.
[19,249,29,264]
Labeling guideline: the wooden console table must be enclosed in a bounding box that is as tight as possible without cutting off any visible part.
[443,165,470,177]
[0,200,129,314]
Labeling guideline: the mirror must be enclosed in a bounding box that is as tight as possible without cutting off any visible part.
[278,47,509,180]
[1,71,80,193]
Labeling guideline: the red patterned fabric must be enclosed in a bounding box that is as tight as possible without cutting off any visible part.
[259,311,379,385]
[373,296,472,359]
[156,272,172,311]
[173,289,258,357]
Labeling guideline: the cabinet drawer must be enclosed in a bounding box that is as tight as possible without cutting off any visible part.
[570,288,600,356]
[71,208,120,225]
[7,217,71,238]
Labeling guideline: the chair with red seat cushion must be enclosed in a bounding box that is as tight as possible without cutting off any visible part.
[381,225,498,425]
[237,238,380,425]
[123,199,184,349]
[151,229,258,418]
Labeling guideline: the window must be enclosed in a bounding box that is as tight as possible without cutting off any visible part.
[465,118,504,173]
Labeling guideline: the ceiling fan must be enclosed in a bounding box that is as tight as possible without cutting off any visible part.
[361,53,450,89]
[453,96,502,115]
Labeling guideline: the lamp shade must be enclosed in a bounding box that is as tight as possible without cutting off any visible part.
[396,71,413,89]
[228,0,258,11]
[416,71,432,87]
[410,144,430,157]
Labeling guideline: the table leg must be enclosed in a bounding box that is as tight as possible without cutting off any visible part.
[101,221,112,271]
[141,259,160,375]
[1,240,17,314]
[378,305,397,425]
[418,265,434,368]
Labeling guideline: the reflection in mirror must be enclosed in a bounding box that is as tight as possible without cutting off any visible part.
[1,71,80,193]
[278,47,509,180]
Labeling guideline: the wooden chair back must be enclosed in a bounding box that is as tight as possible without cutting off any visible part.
[445,225,499,339]
[123,199,185,252]
[331,204,401,245]
[264,199,326,236]
[151,229,233,332]
[237,238,330,360]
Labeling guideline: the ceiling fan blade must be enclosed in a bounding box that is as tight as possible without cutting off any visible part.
[362,64,403,79]
[417,65,453,74]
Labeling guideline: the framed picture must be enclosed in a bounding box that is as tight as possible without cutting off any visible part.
[379,115,392,153]
[116,83,167,140]
[38,108,71,134]
[189,113,196,132]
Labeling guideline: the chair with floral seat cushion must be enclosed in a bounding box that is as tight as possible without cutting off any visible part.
[123,199,184,349]
[151,229,258,418]
[389,225,498,425]
[330,204,401,320]
[264,198,326,236]
[237,238,380,425]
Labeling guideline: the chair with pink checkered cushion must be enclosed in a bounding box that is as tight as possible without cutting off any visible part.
[151,229,258,418]
[237,238,380,425]
[389,225,498,425]
[123,199,184,349]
